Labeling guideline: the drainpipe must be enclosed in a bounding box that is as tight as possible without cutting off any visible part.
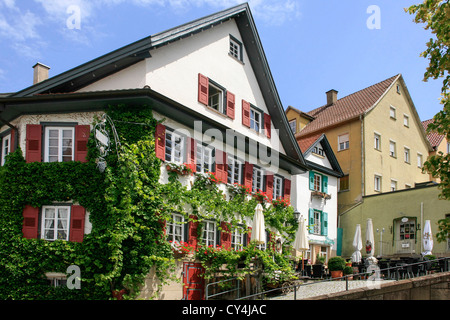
[420,202,423,254]
[360,114,365,198]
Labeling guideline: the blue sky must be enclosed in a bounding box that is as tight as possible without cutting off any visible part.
[0,0,444,121]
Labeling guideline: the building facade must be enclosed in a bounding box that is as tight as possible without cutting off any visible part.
[289,75,433,214]
[0,4,321,300]
[339,182,450,258]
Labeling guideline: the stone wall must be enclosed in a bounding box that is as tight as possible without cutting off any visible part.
[312,271,450,300]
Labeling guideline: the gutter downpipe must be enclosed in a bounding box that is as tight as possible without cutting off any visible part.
[420,202,424,254]
[360,114,364,200]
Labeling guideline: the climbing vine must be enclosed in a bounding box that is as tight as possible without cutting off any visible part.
[0,103,298,299]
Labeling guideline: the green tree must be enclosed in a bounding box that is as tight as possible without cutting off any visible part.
[406,0,449,241]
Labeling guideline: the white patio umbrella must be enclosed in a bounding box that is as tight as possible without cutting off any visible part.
[365,218,375,257]
[293,216,309,273]
[251,203,266,245]
[351,224,362,263]
[422,220,433,256]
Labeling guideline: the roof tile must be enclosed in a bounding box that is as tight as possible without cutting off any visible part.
[298,74,399,137]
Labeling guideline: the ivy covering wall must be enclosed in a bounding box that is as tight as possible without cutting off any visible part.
[0,104,298,299]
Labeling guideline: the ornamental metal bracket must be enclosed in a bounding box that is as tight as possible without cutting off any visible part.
[93,113,121,172]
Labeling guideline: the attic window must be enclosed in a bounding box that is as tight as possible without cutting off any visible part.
[312,146,324,156]
[396,84,401,94]
[229,35,243,62]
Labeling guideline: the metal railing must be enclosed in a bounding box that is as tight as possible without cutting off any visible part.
[205,277,241,300]
[235,256,450,300]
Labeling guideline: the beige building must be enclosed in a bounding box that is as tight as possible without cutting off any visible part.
[422,118,449,182]
[287,74,433,214]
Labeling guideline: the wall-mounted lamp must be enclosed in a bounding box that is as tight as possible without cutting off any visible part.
[293,210,301,221]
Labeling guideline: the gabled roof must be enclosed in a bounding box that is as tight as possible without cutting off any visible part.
[297,74,400,137]
[422,118,445,149]
[0,3,306,168]
[299,133,343,178]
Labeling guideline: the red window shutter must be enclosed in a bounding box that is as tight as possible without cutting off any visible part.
[187,138,197,173]
[265,172,274,201]
[264,113,271,139]
[188,215,199,249]
[154,123,166,161]
[226,91,235,119]
[247,227,252,244]
[220,222,232,249]
[75,125,90,162]
[26,124,42,163]
[283,178,291,202]
[22,205,39,239]
[198,73,209,105]
[10,128,16,152]
[69,205,85,243]
[243,161,253,190]
[242,100,250,127]
[214,149,228,183]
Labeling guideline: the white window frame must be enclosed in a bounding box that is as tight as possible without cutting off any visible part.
[289,119,296,134]
[231,226,245,250]
[41,205,71,241]
[374,175,382,192]
[208,82,224,114]
[313,210,321,235]
[252,167,264,193]
[1,133,11,165]
[313,173,322,192]
[167,213,185,243]
[404,147,410,164]
[273,175,283,200]
[227,156,242,185]
[44,126,75,163]
[338,133,349,151]
[250,107,262,133]
[313,146,324,156]
[390,106,396,119]
[165,130,185,164]
[403,114,410,127]
[374,132,381,151]
[417,153,423,168]
[196,143,213,173]
[389,140,396,158]
[391,179,397,192]
[202,220,216,247]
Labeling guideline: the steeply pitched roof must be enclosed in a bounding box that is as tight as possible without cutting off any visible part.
[299,134,343,177]
[297,74,400,137]
[0,3,306,168]
[422,118,445,149]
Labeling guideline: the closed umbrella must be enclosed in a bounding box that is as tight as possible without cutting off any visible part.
[351,224,362,263]
[422,220,433,256]
[293,216,309,274]
[251,203,266,245]
[365,218,375,257]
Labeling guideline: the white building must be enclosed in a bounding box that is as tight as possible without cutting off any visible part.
[295,134,344,263]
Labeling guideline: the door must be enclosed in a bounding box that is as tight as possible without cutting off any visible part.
[183,262,205,300]
[394,217,416,254]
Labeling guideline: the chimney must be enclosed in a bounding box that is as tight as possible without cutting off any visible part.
[33,62,50,84]
[326,89,338,106]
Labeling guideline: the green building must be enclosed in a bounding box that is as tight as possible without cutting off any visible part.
[339,182,450,258]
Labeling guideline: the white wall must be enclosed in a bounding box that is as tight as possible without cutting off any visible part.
[77,19,285,155]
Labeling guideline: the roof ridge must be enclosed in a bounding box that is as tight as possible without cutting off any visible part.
[306,74,400,116]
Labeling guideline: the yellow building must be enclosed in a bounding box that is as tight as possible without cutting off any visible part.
[422,118,449,182]
[287,74,433,214]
